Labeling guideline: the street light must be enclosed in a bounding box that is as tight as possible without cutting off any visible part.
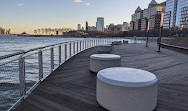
[158,9,165,52]
[146,20,150,47]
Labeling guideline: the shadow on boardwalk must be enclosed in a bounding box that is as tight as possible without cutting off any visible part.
[16,43,188,111]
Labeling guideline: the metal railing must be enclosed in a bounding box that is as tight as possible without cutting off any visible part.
[0,38,124,111]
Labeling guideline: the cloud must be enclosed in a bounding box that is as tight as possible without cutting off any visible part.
[74,0,83,3]
[18,3,24,6]
[86,3,90,6]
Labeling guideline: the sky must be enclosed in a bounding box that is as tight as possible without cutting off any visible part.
[0,0,165,34]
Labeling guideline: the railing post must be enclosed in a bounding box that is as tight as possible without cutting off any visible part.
[135,36,137,44]
[92,40,94,47]
[89,40,92,48]
[158,26,163,52]
[59,45,61,65]
[90,40,92,48]
[69,43,71,57]
[80,41,82,51]
[50,47,54,72]
[19,56,26,98]
[82,41,84,50]
[85,41,87,49]
[77,41,79,53]
[38,50,43,80]
[146,30,149,47]
[64,44,67,60]
[73,42,75,55]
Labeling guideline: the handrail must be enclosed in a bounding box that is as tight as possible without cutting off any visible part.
[0,38,120,111]
[0,38,137,111]
[160,43,188,50]
[0,40,81,60]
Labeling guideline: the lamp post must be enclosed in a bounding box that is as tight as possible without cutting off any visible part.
[146,20,150,47]
[158,9,165,52]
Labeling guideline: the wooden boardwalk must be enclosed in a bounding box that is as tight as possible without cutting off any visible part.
[16,43,188,111]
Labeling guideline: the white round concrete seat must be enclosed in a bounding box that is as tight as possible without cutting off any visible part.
[90,54,121,73]
[112,41,122,45]
[97,45,112,53]
[97,67,158,111]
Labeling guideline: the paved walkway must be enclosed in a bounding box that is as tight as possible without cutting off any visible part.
[16,43,188,111]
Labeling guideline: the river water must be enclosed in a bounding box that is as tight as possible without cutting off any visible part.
[0,35,140,110]
[0,35,90,110]
[0,35,87,57]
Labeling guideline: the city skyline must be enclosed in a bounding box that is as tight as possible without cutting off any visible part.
[0,0,166,34]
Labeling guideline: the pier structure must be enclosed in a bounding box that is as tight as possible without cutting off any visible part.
[0,38,124,111]
[0,38,188,111]
[15,43,188,111]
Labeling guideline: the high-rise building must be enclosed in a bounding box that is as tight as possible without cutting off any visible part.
[141,9,149,31]
[82,27,84,30]
[129,21,135,31]
[78,24,81,30]
[148,0,158,19]
[130,6,143,31]
[163,0,188,29]
[163,0,178,29]
[96,17,104,32]
[176,0,188,29]
[130,0,166,31]
[149,2,166,30]
[86,21,88,31]
[122,22,129,31]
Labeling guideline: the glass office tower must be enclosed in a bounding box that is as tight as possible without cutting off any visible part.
[176,0,188,29]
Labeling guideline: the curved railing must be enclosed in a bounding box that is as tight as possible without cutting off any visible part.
[0,38,126,111]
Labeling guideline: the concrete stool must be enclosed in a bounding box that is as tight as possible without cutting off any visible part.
[97,45,112,53]
[112,41,122,45]
[123,40,129,44]
[90,54,121,73]
[97,67,158,111]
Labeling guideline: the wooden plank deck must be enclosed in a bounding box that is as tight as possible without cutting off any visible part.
[15,43,188,111]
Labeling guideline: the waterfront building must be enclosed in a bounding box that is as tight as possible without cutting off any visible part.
[78,24,81,30]
[0,27,5,35]
[6,29,11,35]
[88,26,96,31]
[122,22,129,31]
[149,2,166,30]
[162,0,188,29]
[130,0,166,31]
[96,17,104,32]
[135,19,142,30]
[107,24,122,34]
[148,0,158,19]
[86,21,89,31]
[130,6,143,31]
[176,0,188,29]
[34,28,72,35]
[82,27,84,30]
[129,21,135,31]
[141,9,149,31]
[163,0,178,29]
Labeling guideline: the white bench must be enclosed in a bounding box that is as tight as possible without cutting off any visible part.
[90,54,121,73]
[97,67,158,111]
[97,45,112,53]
